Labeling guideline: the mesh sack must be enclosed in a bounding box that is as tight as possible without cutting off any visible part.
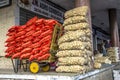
[95,57,111,64]
[56,65,87,73]
[59,41,91,50]
[56,50,86,57]
[64,23,89,31]
[58,57,87,65]
[94,62,101,69]
[64,6,88,19]
[63,16,88,26]
[58,30,85,45]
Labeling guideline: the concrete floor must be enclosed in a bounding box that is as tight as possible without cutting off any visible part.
[0,64,117,80]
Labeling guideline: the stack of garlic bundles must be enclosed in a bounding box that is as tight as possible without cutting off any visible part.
[107,47,120,62]
[56,6,93,73]
[94,54,111,69]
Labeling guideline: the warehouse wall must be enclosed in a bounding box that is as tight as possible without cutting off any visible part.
[0,0,15,69]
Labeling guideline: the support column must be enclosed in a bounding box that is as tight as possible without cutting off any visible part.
[108,9,119,47]
[75,0,91,28]
[75,0,94,69]
[75,0,93,51]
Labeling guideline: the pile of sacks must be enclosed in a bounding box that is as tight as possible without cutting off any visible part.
[107,47,120,62]
[5,16,60,61]
[56,6,93,73]
[94,53,111,69]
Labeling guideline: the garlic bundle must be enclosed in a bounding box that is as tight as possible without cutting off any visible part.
[64,23,89,31]
[59,41,91,50]
[56,65,87,73]
[94,53,103,59]
[56,50,86,57]
[86,50,93,56]
[58,57,87,65]
[63,16,87,26]
[94,57,111,64]
[94,62,101,69]
[107,47,119,62]
[58,30,86,45]
[65,6,88,19]
[94,53,112,69]
[56,50,92,57]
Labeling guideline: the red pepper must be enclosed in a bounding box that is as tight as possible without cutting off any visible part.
[32,42,41,48]
[41,26,53,32]
[20,35,25,39]
[29,55,35,61]
[35,19,45,25]
[5,50,15,58]
[18,25,26,32]
[12,52,22,59]
[16,30,26,37]
[6,36,15,42]
[33,37,40,43]
[26,16,38,27]
[5,46,15,53]
[20,53,31,60]
[39,35,52,44]
[21,48,32,53]
[23,36,33,42]
[42,47,50,53]
[45,19,58,26]
[16,36,22,42]
[31,48,41,54]
[35,27,41,31]
[5,41,16,47]
[25,30,35,37]
[21,25,26,29]
[6,32,16,36]
[41,42,51,49]
[34,47,49,58]
[30,52,35,55]
[39,30,52,39]
[16,42,22,47]
[8,26,18,32]
[41,27,49,32]
[40,40,51,48]
[32,30,42,37]
[15,47,23,52]
[22,41,32,48]
[26,25,36,32]
[34,51,44,59]
[37,53,50,61]
[5,53,11,58]
[44,25,53,30]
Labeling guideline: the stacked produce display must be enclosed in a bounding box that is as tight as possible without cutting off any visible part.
[56,6,93,73]
[107,47,120,62]
[94,53,111,69]
[5,16,60,61]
